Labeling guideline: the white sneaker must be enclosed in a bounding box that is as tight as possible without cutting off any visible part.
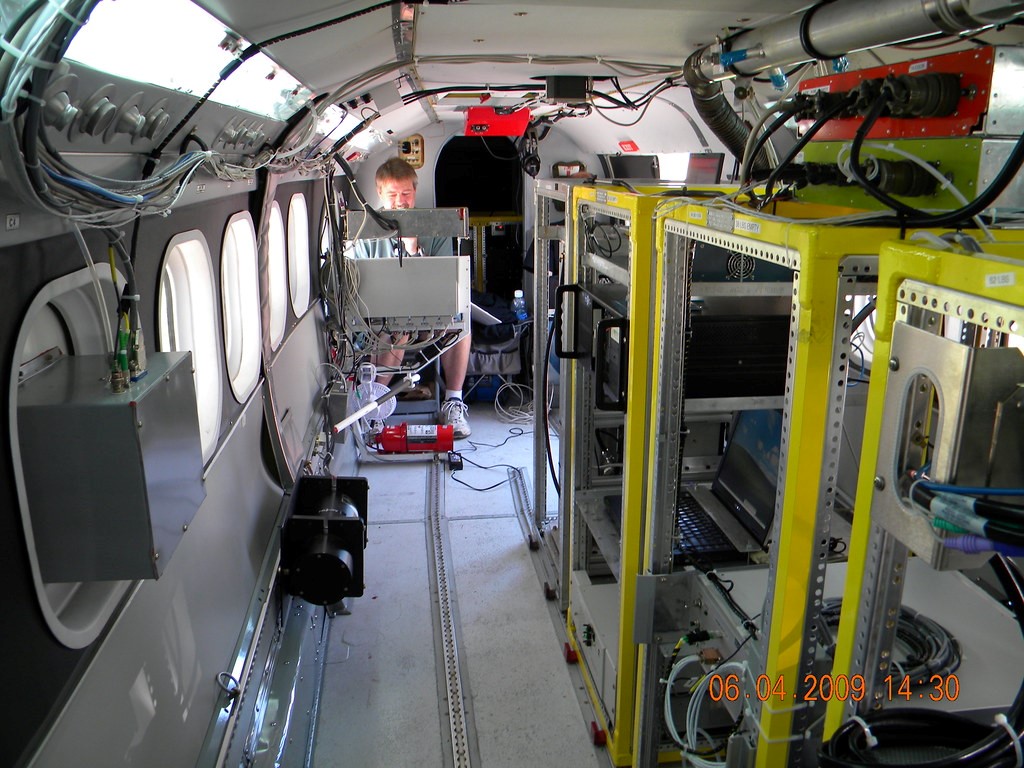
[440,398,471,439]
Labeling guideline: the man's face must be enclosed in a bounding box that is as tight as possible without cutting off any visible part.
[378,178,416,210]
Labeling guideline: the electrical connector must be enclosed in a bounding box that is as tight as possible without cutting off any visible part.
[447,451,463,471]
[129,328,148,382]
[685,629,713,644]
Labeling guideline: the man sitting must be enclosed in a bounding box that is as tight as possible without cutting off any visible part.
[349,157,471,439]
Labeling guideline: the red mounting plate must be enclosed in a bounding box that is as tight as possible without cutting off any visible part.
[797,46,994,141]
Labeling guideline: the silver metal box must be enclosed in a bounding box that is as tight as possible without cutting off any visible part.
[344,254,471,334]
[18,352,206,582]
[344,207,470,239]
[872,322,1024,569]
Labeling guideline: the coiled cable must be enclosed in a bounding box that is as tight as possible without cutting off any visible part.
[820,556,1024,767]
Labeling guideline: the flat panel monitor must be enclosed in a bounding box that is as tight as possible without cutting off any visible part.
[712,408,784,546]
[686,152,725,184]
[600,154,660,179]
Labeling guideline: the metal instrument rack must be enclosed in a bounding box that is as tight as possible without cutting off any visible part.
[631,199,997,768]
[530,178,585,609]
[826,238,1024,738]
[559,183,670,766]
[558,187,1021,766]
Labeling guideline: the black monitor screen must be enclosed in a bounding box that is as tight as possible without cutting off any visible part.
[686,153,725,184]
[600,154,660,179]
[712,408,784,545]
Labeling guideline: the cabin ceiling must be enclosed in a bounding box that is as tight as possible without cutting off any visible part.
[187,0,818,155]
[195,0,811,96]
[188,0,1024,158]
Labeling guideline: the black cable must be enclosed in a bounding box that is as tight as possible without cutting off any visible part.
[323,113,379,160]
[909,482,1024,546]
[820,555,1024,767]
[798,0,840,61]
[974,497,1024,526]
[851,297,876,332]
[820,598,961,685]
[705,570,758,638]
[180,131,210,153]
[465,427,526,451]
[760,96,854,203]
[450,457,522,492]
[847,82,919,219]
[744,106,802,184]
[859,123,1024,230]
[478,136,519,162]
[334,155,398,235]
[403,83,538,104]
[543,314,560,496]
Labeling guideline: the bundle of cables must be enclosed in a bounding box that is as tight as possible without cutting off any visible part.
[908,474,1024,558]
[820,555,1024,767]
[819,598,961,687]
[843,76,1024,231]
[663,655,748,768]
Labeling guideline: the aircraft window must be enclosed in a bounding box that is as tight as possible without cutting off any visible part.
[287,193,312,315]
[268,202,288,350]
[158,231,223,461]
[221,213,262,402]
[20,304,71,363]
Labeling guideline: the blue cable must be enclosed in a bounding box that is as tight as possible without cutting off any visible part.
[918,481,1024,497]
[43,166,148,204]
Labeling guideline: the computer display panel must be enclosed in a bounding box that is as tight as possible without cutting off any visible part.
[711,408,784,545]
[686,152,725,184]
[599,153,660,179]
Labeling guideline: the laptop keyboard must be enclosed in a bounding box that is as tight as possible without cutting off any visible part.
[674,490,738,564]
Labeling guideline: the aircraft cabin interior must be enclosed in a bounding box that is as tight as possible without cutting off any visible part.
[5,1,1024,767]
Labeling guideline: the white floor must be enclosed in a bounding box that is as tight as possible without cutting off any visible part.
[314,399,608,768]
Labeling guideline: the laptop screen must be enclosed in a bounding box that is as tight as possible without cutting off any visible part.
[685,152,725,184]
[711,409,784,546]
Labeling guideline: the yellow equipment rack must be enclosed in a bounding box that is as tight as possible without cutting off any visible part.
[826,237,1024,739]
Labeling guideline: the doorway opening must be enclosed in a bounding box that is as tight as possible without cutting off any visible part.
[435,136,523,299]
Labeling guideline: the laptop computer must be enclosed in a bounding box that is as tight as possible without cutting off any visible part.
[674,408,784,566]
[471,301,503,326]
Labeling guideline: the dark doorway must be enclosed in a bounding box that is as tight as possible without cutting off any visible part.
[435,136,521,216]
[436,136,524,299]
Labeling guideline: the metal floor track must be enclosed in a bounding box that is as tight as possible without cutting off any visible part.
[426,460,480,768]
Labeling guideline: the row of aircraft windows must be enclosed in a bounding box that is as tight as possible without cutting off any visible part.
[13,192,316,649]
[158,192,313,461]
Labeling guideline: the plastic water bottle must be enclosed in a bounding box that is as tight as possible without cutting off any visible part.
[511,290,528,322]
